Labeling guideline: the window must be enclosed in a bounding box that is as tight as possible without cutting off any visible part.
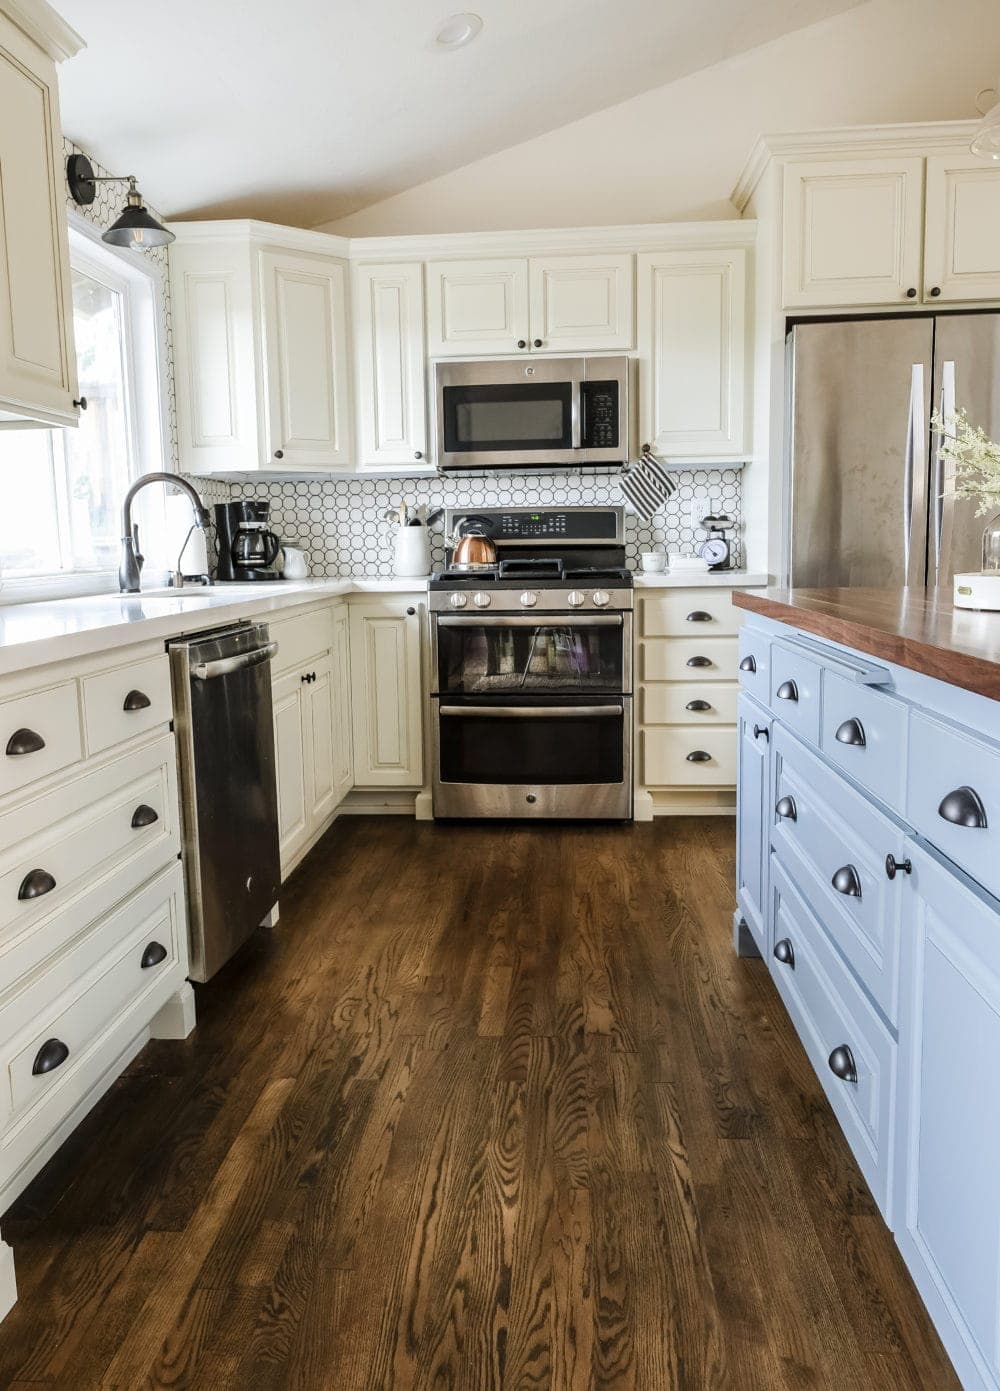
[0,221,168,592]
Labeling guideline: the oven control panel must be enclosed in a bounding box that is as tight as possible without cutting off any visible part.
[451,507,622,543]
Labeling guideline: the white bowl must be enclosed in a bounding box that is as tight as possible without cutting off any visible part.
[640,552,666,573]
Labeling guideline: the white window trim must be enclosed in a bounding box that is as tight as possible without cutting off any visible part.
[1,211,172,605]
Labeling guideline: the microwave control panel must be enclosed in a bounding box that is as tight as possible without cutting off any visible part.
[580,381,619,450]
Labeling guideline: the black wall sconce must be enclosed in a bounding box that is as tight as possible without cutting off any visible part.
[66,153,175,249]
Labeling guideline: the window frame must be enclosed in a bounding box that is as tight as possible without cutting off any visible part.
[1,211,171,602]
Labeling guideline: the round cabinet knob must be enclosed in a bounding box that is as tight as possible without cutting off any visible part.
[567,590,586,608]
[274,449,284,459]
[592,590,610,608]
[753,724,769,742]
[929,286,942,298]
[828,1044,858,1084]
[473,592,492,609]
[516,339,527,349]
[73,395,88,410]
[519,591,538,608]
[906,288,918,299]
[533,338,543,348]
[405,608,416,618]
[414,449,423,460]
[449,592,468,609]
[885,853,912,880]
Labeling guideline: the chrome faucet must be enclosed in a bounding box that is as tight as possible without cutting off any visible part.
[119,472,211,593]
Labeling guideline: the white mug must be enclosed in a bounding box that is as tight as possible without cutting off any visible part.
[640,552,666,573]
[279,544,309,579]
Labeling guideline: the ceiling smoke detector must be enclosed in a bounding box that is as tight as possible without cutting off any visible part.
[431,13,483,51]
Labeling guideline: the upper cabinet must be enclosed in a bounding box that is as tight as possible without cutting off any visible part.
[637,248,748,461]
[353,261,428,469]
[169,224,353,474]
[0,2,83,428]
[427,252,634,357]
[924,152,1000,303]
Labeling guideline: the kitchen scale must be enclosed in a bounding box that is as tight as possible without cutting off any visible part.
[698,514,735,571]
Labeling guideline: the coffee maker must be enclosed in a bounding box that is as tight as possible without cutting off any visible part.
[214,500,281,582]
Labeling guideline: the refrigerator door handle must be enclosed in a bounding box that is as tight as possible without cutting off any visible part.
[934,360,957,584]
[904,364,928,586]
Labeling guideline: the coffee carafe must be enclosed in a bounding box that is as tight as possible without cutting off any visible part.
[214,500,281,582]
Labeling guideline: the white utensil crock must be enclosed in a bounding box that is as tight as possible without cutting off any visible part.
[394,527,431,578]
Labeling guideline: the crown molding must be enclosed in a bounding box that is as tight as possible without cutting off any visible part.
[731,119,981,212]
[1,0,84,61]
[167,219,351,258]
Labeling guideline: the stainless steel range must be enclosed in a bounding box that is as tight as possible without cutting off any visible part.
[429,506,633,820]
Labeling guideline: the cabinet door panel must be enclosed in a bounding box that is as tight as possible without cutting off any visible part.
[896,842,1000,1390]
[782,158,924,308]
[350,602,423,786]
[354,262,427,468]
[272,674,308,871]
[331,607,353,804]
[426,258,528,357]
[0,17,76,424]
[259,250,352,468]
[736,695,769,953]
[637,249,747,459]
[528,254,633,351]
[924,154,1000,303]
[304,654,337,827]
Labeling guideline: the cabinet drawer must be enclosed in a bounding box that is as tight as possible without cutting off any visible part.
[769,643,821,746]
[643,682,737,725]
[0,683,82,796]
[907,711,1000,901]
[82,655,172,754]
[737,626,770,704]
[643,636,737,682]
[643,726,737,786]
[769,856,896,1217]
[640,589,739,638]
[0,862,185,1134]
[820,673,906,813]
[772,726,905,1024]
[0,736,179,976]
[269,607,334,676]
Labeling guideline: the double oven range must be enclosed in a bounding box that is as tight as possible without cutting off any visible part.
[429,507,633,820]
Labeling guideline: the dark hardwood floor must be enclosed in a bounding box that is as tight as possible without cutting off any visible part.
[0,817,958,1390]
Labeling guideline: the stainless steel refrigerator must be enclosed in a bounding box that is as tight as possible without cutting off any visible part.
[787,314,1000,588]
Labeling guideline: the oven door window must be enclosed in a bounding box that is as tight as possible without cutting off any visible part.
[439,702,625,785]
[442,382,573,454]
[436,619,624,695]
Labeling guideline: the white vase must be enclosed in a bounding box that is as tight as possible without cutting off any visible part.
[394,526,431,578]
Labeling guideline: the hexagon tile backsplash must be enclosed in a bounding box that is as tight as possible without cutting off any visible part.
[230,469,743,579]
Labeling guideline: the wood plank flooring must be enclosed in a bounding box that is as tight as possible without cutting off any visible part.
[0,817,959,1389]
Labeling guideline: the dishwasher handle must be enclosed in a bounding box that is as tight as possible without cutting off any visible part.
[191,641,278,681]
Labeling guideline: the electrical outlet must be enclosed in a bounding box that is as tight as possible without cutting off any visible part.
[689,496,712,529]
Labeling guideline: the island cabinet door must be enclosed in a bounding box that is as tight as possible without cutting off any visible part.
[736,694,771,956]
[895,839,1000,1391]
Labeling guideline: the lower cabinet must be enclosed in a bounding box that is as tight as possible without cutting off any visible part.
[349,598,424,787]
[735,694,770,955]
[895,840,1000,1391]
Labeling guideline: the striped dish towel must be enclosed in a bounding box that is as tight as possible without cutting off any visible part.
[618,449,678,520]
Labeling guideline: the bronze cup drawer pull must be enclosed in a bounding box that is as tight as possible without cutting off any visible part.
[835,717,866,747]
[773,938,795,968]
[828,1044,858,1084]
[686,699,712,712]
[32,1038,70,1076]
[739,655,756,674]
[686,610,713,622]
[123,689,152,713]
[938,786,988,829]
[776,679,799,702]
[140,940,168,969]
[686,655,712,668]
[832,864,862,898]
[6,727,45,757]
[686,750,712,763]
[775,795,797,821]
[18,868,56,901]
[131,804,159,829]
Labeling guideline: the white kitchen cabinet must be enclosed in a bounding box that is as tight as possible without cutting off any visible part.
[272,668,310,868]
[169,224,352,475]
[353,261,428,468]
[527,254,633,352]
[350,598,423,787]
[331,604,353,806]
[637,248,748,460]
[426,257,529,357]
[0,4,81,428]
[924,153,1000,303]
[781,157,925,309]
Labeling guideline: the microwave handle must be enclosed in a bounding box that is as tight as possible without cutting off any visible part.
[572,380,582,450]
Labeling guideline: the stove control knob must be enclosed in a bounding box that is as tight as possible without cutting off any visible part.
[448,592,468,609]
[567,590,586,608]
[519,590,538,608]
[592,590,611,608]
[473,591,492,609]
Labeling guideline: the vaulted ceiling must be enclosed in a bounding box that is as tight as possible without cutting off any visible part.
[55,0,865,227]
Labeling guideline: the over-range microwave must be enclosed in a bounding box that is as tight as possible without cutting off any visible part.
[434,355,632,471]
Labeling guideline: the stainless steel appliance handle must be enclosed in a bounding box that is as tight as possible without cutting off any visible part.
[934,359,957,584]
[903,363,925,585]
[571,383,582,450]
[439,704,623,719]
[191,641,278,681]
[436,614,623,628]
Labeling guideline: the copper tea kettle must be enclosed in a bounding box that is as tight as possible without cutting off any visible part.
[451,522,497,570]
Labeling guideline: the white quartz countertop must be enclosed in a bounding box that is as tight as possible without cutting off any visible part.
[0,570,768,678]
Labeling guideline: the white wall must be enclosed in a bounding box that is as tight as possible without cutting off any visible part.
[321,0,1000,236]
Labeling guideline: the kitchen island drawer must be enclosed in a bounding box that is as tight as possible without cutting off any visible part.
[641,589,740,638]
[772,725,905,1024]
[769,642,821,746]
[820,672,906,813]
[769,856,896,1218]
[737,626,770,704]
[644,726,737,786]
[0,683,82,798]
[907,711,1000,901]
[82,655,172,754]
[642,682,738,725]
[643,637,737,682]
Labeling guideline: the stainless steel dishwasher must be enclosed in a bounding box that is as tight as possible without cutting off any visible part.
[169,622,281,981]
